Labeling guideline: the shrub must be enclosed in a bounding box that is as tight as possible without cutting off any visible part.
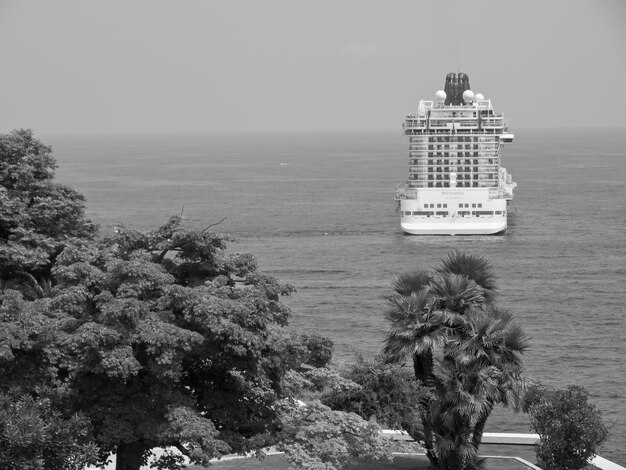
[322,354,427,443]
[528,385,609,470]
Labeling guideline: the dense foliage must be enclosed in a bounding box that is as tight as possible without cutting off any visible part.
[0,129,97,299]
[275,356,393,469]
[277,399,389,470]
[0,387,98,470]
[527,385,609,470]
[0,129,100,469]
[382,252,530,470]
[0,130,391,470]
[322,354,426,441]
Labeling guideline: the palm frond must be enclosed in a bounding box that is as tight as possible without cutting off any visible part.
[429,273,485,314]
[391,270,432,297]
[436,250,497,301]
[384,289,431,323]
[382,289,437,363]
[502,323,530,354]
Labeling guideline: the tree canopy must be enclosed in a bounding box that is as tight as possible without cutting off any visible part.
[526,385,609,470]
[1,210,346,469]
[0,129,96,299]
[382,251,530,470]
[0,130,389,470]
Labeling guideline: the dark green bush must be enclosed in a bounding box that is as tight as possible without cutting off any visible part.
[321,354,427,443]
[528,385,609,470]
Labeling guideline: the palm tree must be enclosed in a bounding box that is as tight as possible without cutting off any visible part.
[383,251,529,470]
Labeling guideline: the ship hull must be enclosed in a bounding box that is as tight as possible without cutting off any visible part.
[397,187,510,235]
[401,219,507,235]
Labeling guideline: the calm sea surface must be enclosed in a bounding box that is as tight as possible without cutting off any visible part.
[47,129,626,463]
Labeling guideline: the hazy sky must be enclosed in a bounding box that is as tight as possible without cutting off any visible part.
[1,0,625,134]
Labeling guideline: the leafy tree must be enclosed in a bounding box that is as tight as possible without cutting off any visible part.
[276,358,392,470]
[526,385,609,470]
[0,387,98,470]
[277,399,389,470]
[382,251,530,470]
[322,354,427,443]
[1,129,392,470]
[1,217,387,470]
[0,129,97,299]
[1,129,100,470]
[40,217,334,470]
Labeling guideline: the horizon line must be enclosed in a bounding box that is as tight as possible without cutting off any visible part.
[25,124,626,139]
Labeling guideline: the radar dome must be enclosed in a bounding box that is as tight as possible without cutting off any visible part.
[474,93,484,100]
[435,90,446,101]
[462,90,475,103]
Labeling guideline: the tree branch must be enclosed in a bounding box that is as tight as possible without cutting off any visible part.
[175,443,190,457]
[17,271,45,299]
[154,217,228,263]
[155,247,171,263]
[202,217,227,233]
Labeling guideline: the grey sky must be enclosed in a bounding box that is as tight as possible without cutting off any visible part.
[1,0,624,134]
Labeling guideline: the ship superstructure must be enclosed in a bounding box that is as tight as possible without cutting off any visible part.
[396,72,516,235]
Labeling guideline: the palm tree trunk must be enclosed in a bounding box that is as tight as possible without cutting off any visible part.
[425,449,441,469]
[115,442,148,470]
[421,423,443,469]
[471,404,493,451]
[413,350,434,386]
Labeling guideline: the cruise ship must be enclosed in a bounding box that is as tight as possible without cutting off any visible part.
[396,73,516,235]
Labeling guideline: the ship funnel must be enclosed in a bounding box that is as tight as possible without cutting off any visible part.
[444,72,471,105]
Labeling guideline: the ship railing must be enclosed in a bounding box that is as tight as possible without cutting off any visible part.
[405,120,428,128]
[481,119,505,127]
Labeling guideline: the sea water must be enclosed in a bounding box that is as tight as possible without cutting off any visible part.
[48,128,626,463]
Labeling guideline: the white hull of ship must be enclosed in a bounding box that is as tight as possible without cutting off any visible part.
[401,219,507,235]
[397,187,511,235]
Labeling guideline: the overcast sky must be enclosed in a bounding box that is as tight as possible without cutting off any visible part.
[1,0,625,134]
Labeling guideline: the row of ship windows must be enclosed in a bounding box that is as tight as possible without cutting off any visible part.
[408,182,498,188]
[410,167,497,173]
[410,174,498,180]
[409,145,497,151]
[404,210,504,217]
[409,151,496,158]
[409,136,498,143]
[406,129,504,135]
[410,158,497,165]
[406,120,503,129]
[422,203,484,209]
[410,144,497,150]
